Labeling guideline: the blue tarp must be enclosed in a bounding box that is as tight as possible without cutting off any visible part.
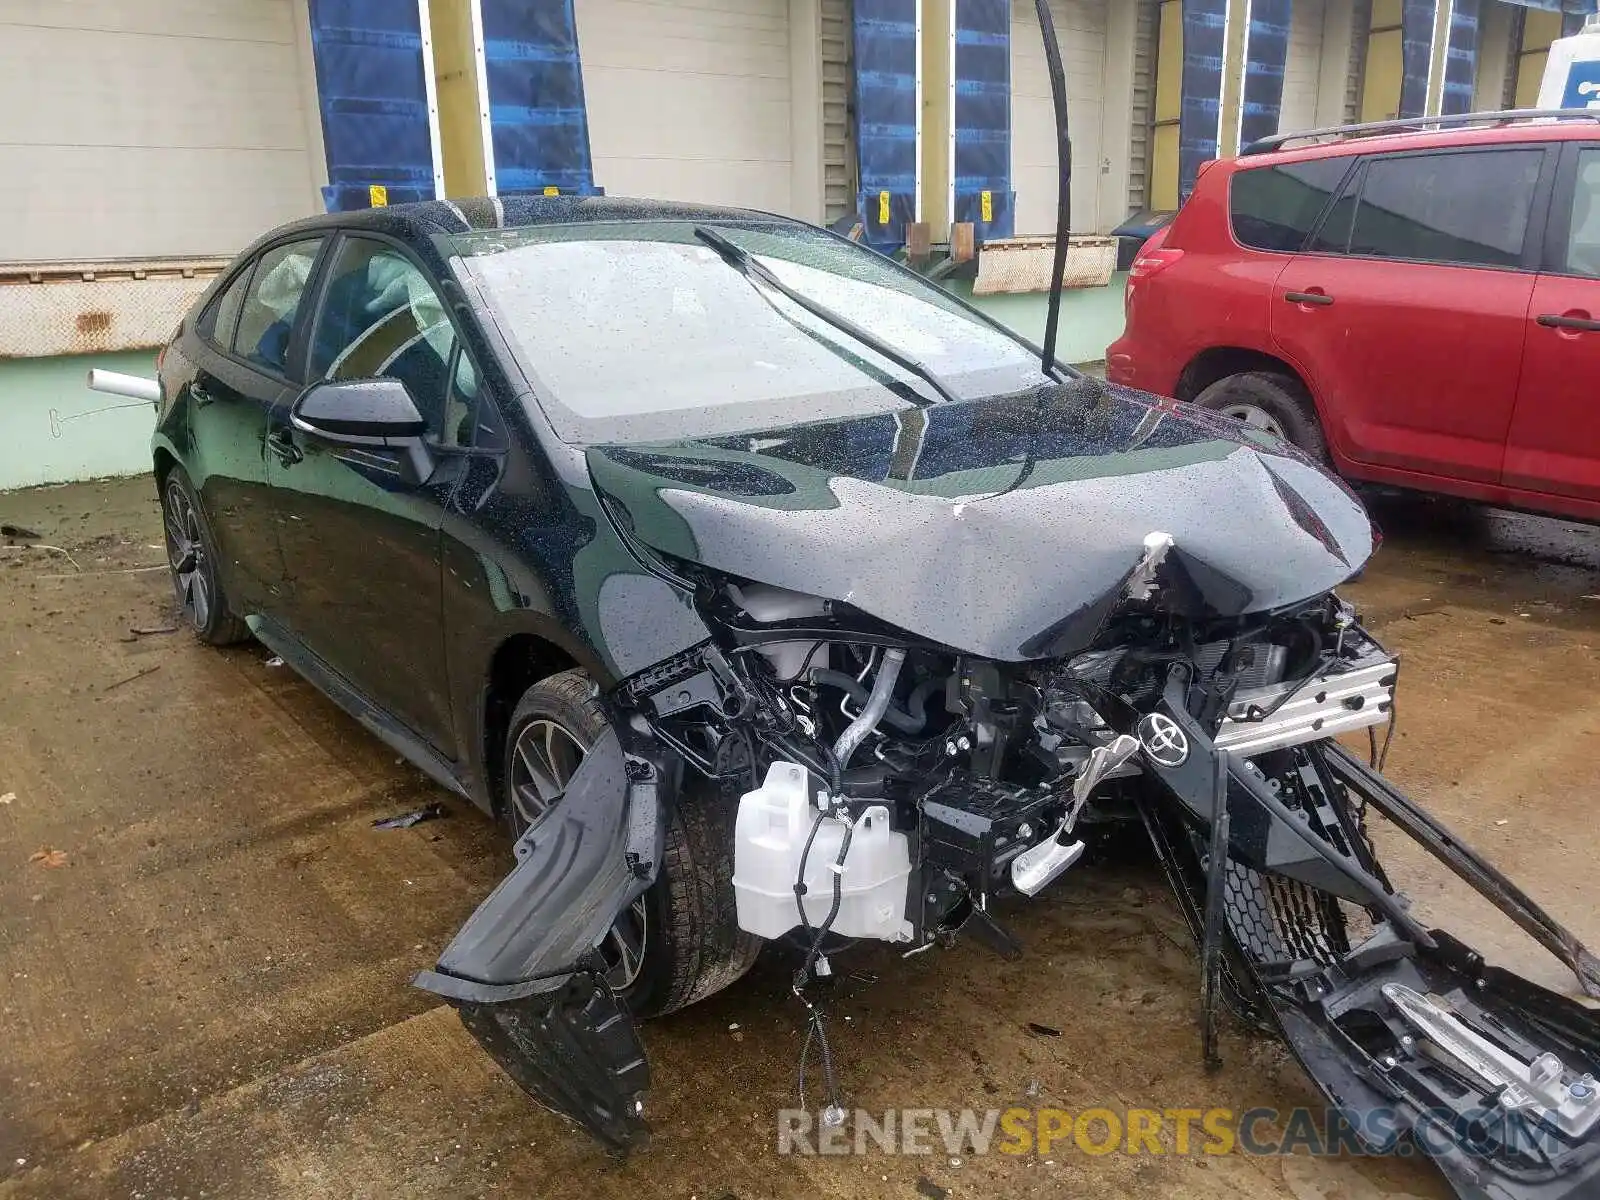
[854,0,918,248]
[1442,0,1482,116]
[479,0,597,195]
[1180,0,1226,203]
[308,0,437,212]
[952,0,1013,241]
[1239,0,1291,149]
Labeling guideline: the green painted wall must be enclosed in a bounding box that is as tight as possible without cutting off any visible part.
[0,277,1131,490]
[0,351,158,489]
[952,273,1129,367]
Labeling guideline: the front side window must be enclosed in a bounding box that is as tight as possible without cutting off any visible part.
[449,221,1052,445]
[1345,149,1542,268]
[1563,148,1600,277]
[233,238,323,373]
[309,237,461,443]
[1230,158,1352,252]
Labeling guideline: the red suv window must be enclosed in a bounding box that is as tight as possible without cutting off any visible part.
[1229,158,1352,252]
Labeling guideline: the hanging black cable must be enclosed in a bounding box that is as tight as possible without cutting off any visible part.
[1032,0,1072,376]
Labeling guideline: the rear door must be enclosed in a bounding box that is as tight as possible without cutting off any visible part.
[1271,145,1551,484]
[1504,143,1600,507]
[186,237,326,616]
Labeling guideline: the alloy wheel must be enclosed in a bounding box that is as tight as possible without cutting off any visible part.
[162,480,212,631]
[1218,402,1287,440]
[508,717,650,992]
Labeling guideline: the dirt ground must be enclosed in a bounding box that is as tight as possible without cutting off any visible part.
[1,476,1596,1200]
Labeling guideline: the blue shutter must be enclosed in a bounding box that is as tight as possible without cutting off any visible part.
[1239,0,1291,149]
[1441,0,1481,116]
[854,0,919,249]
[478,0,597,195]
[1179,0,1227,203]
[1399,0,1436,118]
[308,0,439,211]
[951,0,1013,241]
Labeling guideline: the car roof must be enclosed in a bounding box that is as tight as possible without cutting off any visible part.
[1232,111,1600,170]
[253,195,797,250]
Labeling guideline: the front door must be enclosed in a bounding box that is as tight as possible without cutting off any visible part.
[1271,146,1548,485]
[186,237,326,616]
[1504,144,1600,509]
[266,234,472,754]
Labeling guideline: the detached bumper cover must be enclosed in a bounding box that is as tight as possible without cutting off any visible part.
[414,727,665,1152]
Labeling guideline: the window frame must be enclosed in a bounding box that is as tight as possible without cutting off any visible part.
[304,230,494,449]
[197,259,257,351]
[1226,155,1361,255]
[1296,142,1558,274]
[1538,141,1600,279]
[200,234,332,384]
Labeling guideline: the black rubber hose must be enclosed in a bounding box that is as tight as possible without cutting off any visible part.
[809,668,929,734]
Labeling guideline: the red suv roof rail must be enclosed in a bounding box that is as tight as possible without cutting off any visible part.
[1239,107,1600,157]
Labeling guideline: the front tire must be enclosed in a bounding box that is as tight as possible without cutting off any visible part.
[1194,370,1328,463]
[502,670,761,1018]
[160,466,250,646]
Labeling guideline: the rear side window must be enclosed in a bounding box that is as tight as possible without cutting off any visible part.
[1345,150,1542,268]
[233,238,324,374]
[200,266,252,348]
[1230,158,1351,252]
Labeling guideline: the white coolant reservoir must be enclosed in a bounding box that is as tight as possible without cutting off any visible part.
[1539,15,1600,110]
[726,583,827,680]
[732,761,914,943]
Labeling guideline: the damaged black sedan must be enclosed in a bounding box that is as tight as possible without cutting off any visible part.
[153,195,1600,1200]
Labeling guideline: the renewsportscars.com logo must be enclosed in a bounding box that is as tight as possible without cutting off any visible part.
[777,1104,1573,1160]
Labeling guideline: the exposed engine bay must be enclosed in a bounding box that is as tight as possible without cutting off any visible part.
[419,562,1600,1200]
[639,579,1397,956]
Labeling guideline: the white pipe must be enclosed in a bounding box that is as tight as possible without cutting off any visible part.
[86,369,160,404]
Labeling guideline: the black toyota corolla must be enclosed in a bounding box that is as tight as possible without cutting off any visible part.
[153,196,1600,1196]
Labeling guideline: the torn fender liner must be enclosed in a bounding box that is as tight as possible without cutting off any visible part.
[415,727,663,1152]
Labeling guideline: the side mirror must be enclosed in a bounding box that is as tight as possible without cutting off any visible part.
[292,377,426,440]
[290,378,435,484]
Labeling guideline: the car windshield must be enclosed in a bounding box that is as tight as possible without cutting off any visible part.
[445,220,1052,445]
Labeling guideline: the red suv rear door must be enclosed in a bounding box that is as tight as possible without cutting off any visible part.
[1504,142,1600,510]
[1270,145,1551,486]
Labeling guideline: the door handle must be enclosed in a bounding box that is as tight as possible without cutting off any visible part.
[1284,290,1335,307]
[191,383,214,407]
[266,429,303,466]
[1536,312,1600,333]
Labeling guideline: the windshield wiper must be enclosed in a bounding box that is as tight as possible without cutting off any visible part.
[692,225,960,408]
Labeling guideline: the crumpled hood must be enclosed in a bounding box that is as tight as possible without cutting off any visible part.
[584,379,1376,660]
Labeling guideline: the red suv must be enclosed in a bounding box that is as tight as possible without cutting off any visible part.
[1107,111,1600,523]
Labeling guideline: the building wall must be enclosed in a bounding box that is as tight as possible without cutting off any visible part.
[0,0,323,263]
[1281,0,1330,132]
[575,0,796,213]
[1011,0,1110,235]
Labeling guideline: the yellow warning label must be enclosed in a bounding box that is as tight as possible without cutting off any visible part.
[981,190,993,223]
[543,186,559,196]
[368,184,388,208]
[878,190,890,225]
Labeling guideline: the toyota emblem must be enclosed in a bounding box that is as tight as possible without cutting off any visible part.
[1137,712,1190,767]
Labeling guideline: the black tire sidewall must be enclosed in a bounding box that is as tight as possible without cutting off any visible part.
[161,466,246,646]
[1195,371,1328,463]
